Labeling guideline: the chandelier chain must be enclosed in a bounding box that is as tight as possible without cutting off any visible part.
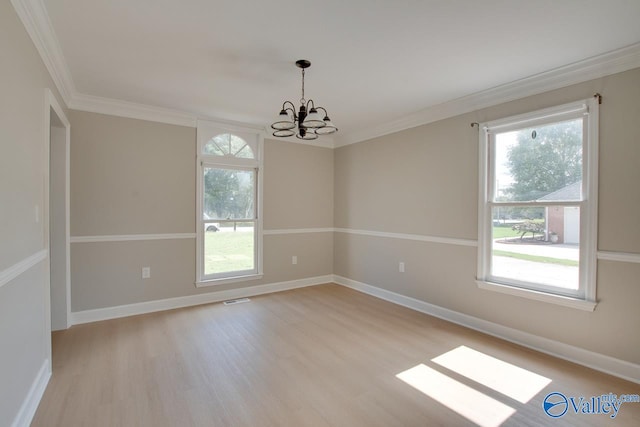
[300,68,306,104]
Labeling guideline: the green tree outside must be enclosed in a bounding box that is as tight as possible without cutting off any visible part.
[505,119,582,202]
[203,168,254,220]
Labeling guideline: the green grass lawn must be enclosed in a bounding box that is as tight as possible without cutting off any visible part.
[492,221,545,240]
[204,230,254,275]
[493,222,575,267]
[492,225,521,239]
[493,249,578,267]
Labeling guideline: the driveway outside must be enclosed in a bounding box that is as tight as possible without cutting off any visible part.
[492,240,579,290]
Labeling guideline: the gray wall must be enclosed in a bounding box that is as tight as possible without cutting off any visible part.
[3,1,639,422]
[334,68,640,365]
[69,110,334,311]
[0,2,67,425]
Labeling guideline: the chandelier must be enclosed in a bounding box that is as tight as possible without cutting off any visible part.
[271,60,338,140]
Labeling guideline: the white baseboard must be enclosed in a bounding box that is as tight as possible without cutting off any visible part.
[333,275,640,384]
[11,359,51,427]
[67,273,639,383]
[70,275,333,325]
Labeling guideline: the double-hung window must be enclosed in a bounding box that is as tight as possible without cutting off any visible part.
[477,98,599,310]
[196,121,263,286]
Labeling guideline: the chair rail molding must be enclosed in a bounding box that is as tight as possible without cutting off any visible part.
[0,250,47,289]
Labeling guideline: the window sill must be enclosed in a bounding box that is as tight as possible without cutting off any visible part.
[196,273,263,288]
[476,280,597,312]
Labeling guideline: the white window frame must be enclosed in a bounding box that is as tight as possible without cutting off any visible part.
[195,120,264,286]
[476,98,599,311]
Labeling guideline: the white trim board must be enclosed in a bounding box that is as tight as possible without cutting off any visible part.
[69,93,197,128]
[335,228,478,247]
[265,135,336,149]
[45,87,72,331]
[70,275,333,325]
[335,43,640,146]
[264,228,334,235]
[69,229,473,245]
[10,0,74,104]
[69,229,333,243]
[67,229,640,265]
[336,228,640,262]
[70,233,196,243]
[333,275,640,384]
[10,359,51,427]
[11,0,640,146]
[598,251,640,264]
[63,271,640,383]
[0,250,47,289]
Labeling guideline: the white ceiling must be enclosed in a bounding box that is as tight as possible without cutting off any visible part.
[35,0,640,143]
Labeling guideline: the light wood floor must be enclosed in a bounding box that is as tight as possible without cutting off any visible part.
[33,284,639,426]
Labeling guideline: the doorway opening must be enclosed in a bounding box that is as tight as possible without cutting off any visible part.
[45,89,70,370]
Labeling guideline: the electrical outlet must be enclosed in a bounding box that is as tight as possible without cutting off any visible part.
[142,267,151,279]
[399,262,405,273]
[292,256,298,265]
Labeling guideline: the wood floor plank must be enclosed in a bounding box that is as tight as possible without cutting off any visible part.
[32,284,639,426]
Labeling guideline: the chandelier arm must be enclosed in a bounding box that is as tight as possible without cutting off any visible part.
[280,101,298,122]
[281,100,297,112]
[305,99,316,110]
[315,106,328,116]
[284,106,297,118]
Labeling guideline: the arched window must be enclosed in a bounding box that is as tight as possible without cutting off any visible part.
[203,133,255,159]
[196,121,263,285]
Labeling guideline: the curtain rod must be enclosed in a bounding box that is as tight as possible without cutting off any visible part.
[470,93,602,128]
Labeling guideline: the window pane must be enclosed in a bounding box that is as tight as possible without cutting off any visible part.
[203,167,255,220]
[202,134,255,159]
[235,144,254,159]
[212,134,231,155]
[204,222,255,275]
[229,135,254,158]
[203,138,226,156]
[494,119,583,202]
[491,206,580,291]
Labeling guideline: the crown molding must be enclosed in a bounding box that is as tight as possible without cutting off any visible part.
[69,93,198,127]
[11,0,76,104]
[13,0,640,148]
[334,42,640,147]
[66,92,339,148]
[69,94,337,148]
[70,92,339,148]
[264,134,336,149]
